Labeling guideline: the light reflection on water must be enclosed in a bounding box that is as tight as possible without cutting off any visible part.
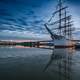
[0,46,80,80]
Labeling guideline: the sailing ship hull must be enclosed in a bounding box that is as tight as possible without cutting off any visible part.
[53,38,74,48]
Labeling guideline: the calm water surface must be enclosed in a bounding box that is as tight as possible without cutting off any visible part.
[0,46,80,80]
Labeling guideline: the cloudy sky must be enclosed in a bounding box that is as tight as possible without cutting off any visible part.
[0,0,80,40]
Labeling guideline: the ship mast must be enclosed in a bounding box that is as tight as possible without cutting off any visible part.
[57,0,72,39]
[58,0,62,35]
[45,0,73,40]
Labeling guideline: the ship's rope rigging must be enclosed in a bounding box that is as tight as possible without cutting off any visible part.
[44,0,74,39]
[46,0,66,23]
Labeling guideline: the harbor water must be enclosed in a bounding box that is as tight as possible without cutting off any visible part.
[0,46,80,80]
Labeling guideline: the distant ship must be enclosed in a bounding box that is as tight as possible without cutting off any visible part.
[44,0,75,48]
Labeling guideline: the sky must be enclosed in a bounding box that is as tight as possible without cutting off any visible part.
[0,0,80,40]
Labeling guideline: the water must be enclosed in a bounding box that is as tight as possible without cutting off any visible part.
[0,46,80,80]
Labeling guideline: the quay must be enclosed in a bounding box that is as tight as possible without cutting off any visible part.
[0,40,80,49]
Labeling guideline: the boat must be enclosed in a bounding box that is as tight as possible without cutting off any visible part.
[44,0,75,48]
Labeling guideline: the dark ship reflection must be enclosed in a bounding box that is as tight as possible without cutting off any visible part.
[43,48,75,80]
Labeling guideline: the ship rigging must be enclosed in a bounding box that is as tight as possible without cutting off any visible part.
[44,0,75,47]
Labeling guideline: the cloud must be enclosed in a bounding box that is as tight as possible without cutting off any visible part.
[0,30,50,40]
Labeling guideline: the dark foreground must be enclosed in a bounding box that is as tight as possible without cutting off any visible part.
[0,46,80,80]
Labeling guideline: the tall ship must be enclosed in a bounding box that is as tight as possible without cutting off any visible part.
[44,0,75,48]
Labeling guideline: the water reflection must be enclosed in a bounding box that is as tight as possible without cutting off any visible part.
[43,48,75,80]
[0,45,80,80]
